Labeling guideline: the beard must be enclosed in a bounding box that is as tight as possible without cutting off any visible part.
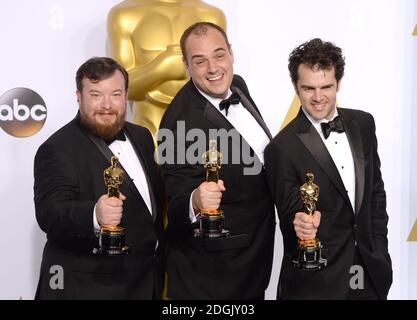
[80,109,126,140]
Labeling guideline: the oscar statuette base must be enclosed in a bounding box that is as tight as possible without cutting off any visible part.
[293,239,327,271]
[93,226,130,256]
[194,209,230,239]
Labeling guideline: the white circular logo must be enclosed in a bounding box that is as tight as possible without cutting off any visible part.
[0,87,47,137]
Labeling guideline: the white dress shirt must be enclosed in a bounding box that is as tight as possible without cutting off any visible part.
[93,135,152,229]
[199,88,270,164]
[302,108,356,212]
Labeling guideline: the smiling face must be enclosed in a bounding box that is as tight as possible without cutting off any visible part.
[183,27,234,99]
[77,70,127,139]
[294,63,340,121]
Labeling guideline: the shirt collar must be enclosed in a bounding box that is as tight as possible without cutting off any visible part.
[193,81,232,112]
[301,106,339,138]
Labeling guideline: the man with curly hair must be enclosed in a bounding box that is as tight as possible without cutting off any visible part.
[264,38,392,299]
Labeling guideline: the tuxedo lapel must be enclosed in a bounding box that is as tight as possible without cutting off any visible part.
[83,127,146,209]
[339,109,365,214]
[294,110,350,204]
[125,125,157,222]
[187,79,235,132]
[191,79,265,167]
[202,101,245,165]
[232,86,272,140]
[203,100,235,132]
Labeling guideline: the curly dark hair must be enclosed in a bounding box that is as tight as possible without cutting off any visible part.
[76,57,129,92]
[288,38,345,83]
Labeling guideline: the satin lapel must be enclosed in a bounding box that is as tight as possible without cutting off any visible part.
[125,126,157,222]
[84,130,143,206]
[232,86,272,140]
[197,86,264,167]
[295,111,350,204]
[339,110,365,215]
[203,100,267,169]
[203,100,234,131]
[203,101,244,159]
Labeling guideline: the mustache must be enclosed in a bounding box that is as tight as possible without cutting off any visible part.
[80,109,125,140]
[94,110,118,115]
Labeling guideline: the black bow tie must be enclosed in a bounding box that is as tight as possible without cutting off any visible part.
[219,91,241,116]
[320,116,345,139]
[104,129,126,145]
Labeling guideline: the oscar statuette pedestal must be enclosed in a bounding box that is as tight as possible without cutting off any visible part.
[293,173,327,270]
[93,156,130,256]
[193,140,230,239]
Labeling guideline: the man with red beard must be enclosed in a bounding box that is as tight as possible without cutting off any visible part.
[33,57,164,299]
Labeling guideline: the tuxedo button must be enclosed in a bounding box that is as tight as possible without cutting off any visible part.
[352,225,358,242]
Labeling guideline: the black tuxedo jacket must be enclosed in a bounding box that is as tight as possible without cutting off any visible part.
[264,107,392,299]
[158,75,276,299]
[34,114,164,299]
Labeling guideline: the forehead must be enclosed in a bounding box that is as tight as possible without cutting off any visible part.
[82,70,125,90]
[297,64,336,83]
[185,28,228,55]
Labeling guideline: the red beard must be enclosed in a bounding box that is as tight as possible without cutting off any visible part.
[80,110,125,140]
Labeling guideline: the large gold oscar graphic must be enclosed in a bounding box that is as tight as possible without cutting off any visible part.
[293,173,327,270]
[94,156,130,255]
[108,0,226,136]
[194,140,230,238]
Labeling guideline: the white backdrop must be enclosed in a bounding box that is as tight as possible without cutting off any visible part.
[0,0,415,299]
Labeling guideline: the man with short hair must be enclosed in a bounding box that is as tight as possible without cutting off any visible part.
[158,22,275,299]
[34,57,164,299]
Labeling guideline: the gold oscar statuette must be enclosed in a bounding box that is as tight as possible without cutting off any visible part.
[93,156,130,255]
[107,0,226,137]
[194,140,230,238]
[293,173,327,270]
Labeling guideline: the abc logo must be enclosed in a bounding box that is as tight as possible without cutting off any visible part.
[0,88,47,137]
